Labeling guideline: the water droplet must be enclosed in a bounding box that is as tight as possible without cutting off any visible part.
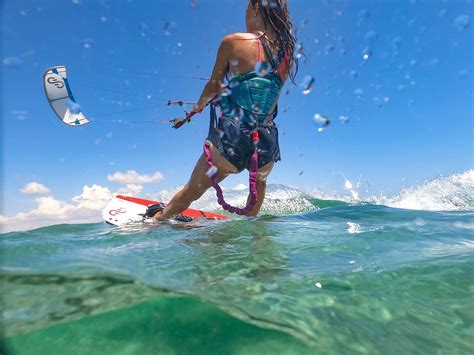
[358,9,370,22]
[339,115,350,123]
[230,59,239,66]
[301,75,315,95]
[295,43,304,59]
[364,30,378,43]
[163,21,173,36]
[252,102,263,115]
[349,70,358,79]
[269,0,278,9]
[372,96,382,107]
[362,47,371,60]
[95,138,101,145]
[206,166,218,178]
[229,80,240,89]
[255,61,271,77]
[227,147,235,156]
[139,23,151,38]
[3,57,23,67]
[146,94,152,100]
[453,15,470,31]
[349,260,356,265]
[230,107,245,120]
[299,171,304,176]
[82,38,94,49]
[67,100,81,114]
[344,179,353,189]
[347,222,361,234]
[427,58,439,67]
[221,87,232,97]
[313,113,331,132]
[354,88,364,98]
[315,282,322,288]
[391,37,402,49]
[324,44,335,55]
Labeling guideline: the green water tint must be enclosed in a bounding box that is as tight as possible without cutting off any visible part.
[310,198,349,209]
[1,205,473,354]
[1,295,314,355]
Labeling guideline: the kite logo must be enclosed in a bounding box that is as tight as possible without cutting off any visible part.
[47,76,64,89]
[109,208,126,216]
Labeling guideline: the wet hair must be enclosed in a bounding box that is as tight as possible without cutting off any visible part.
[250,0,299,83]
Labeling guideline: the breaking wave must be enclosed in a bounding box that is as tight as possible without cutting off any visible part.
[380,170,474,211]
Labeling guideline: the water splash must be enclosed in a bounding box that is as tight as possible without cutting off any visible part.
[383,170,474,211]
[255,61,271,77]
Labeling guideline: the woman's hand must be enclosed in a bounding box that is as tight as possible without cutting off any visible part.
[190,104,205,115]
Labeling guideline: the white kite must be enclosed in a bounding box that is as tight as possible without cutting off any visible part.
[43,65,90,126]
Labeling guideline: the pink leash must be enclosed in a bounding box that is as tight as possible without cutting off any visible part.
[203,131,259,216]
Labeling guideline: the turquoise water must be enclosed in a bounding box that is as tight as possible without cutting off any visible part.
[1,197,473,354]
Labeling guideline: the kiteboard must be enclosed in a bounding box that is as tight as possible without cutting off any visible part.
[102,195,229,227]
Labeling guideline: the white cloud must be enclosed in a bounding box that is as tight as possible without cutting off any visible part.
[20,182,51,195]
[1,185,113,233]
[107,170,164,185]
[72,184,113,209]
[117,184,143,196]
[2,170,164,233]
[232,183,248,191]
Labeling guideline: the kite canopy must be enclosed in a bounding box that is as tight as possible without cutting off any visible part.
[43,65,90,126]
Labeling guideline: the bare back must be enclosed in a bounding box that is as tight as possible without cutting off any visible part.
[208,32,289,87]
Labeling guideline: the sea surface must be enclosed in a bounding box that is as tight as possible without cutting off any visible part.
[1,172,473,354]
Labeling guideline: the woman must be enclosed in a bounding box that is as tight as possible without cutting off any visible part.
[152,0,298,221]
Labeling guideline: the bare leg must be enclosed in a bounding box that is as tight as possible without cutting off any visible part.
[246,162,274,217]
[156,144,238,220]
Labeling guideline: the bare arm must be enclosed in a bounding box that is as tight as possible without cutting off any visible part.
[193,36,233,112]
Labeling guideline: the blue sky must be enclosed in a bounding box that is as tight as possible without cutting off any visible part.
[2,0,472,217]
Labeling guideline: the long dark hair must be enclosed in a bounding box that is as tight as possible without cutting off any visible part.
[250,0,299,84]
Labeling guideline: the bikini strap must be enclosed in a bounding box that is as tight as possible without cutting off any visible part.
[254,33,263,62]
[278,51,289,77]
[260,36,290,79]
[259,36,277,69]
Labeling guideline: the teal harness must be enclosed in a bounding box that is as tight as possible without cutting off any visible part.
[219,70,282,124]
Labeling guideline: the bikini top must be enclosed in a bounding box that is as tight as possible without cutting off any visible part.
[218,33,288,124]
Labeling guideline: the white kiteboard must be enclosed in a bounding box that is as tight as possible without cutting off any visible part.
[103,195,229,227]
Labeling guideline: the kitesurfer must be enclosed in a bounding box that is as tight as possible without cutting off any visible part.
[151,0,298,220]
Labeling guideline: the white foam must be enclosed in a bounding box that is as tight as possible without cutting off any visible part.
[382,170,474,211]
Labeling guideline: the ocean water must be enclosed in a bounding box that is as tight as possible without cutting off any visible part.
[1,172,473,354]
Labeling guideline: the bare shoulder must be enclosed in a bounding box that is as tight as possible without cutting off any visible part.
[222,32,257,45]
